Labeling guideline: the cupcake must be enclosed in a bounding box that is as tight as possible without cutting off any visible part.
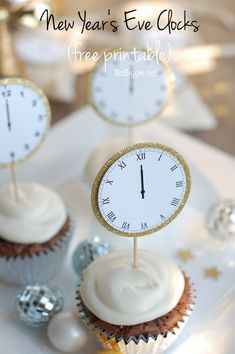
[77,249,194,354]
[0,182,73,285]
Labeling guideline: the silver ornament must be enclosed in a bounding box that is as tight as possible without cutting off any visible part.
[16,283,63,327]
[73,236,110,277]
[207,200,235,240]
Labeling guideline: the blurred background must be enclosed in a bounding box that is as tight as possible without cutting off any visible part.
[1,0,235,155]
[1,3,235,354]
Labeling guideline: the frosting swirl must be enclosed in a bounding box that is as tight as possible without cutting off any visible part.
[0,183,67,244]
[80,249,185,326]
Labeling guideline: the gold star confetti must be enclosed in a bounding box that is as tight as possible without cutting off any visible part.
[204,267,222,280]
[177,249,194,262]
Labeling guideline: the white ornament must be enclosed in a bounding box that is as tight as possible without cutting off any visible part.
[47,311,87,353]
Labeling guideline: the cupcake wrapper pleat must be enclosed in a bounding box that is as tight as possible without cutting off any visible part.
[0,215,74,286]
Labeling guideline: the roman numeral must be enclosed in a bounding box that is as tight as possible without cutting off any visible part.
[105,179,113,185]
[141,222,148,230]
[32,100,37,107]
[121,222,130,231]
[158,154,162,161]
[102,197,110,205]
[107,212,117,223]
[136,153,146,161]
[160,214,166,221]
[176,181,183,188]
[171,165,178,172]
[118,161,126,170]
[171,198,180,207]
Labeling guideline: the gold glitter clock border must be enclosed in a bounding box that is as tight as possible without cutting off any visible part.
[91,142,191,237]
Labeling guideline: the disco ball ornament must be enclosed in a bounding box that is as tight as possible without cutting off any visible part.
[16,283,63,327]
[207,200,235,240]
[73,236,110,278]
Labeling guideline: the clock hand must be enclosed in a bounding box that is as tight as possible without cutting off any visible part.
[140,164,145,199]
[129,65,134,95]
[5,99,12,131]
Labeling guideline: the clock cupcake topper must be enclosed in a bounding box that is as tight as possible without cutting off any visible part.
[92,143,191,267]
[0,77,51,167]
[88,47,174,127]
[0,77,51,200]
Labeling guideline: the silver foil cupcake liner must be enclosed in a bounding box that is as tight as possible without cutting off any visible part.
[0,215,74,286]
[76,281,195,354]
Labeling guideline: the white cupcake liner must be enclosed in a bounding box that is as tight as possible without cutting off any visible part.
[0,216,74,286]
[76,281,195,354]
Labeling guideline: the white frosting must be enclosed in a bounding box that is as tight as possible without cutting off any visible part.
[80,249,185,326]
[0,183,67,244]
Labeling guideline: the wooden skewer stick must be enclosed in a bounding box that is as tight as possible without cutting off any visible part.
[10,164,20,202]
[133,236,138,268]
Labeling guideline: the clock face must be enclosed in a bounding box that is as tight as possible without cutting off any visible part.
[92,143,191,237]
[0,78,51,167]
[89,49,173,126]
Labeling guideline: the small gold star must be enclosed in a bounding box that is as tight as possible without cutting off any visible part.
[177,249,194,262]
[204,267,222,280]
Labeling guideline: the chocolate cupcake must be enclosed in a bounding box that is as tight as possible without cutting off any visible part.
[0,182,73,285]
[77,249,194,354]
